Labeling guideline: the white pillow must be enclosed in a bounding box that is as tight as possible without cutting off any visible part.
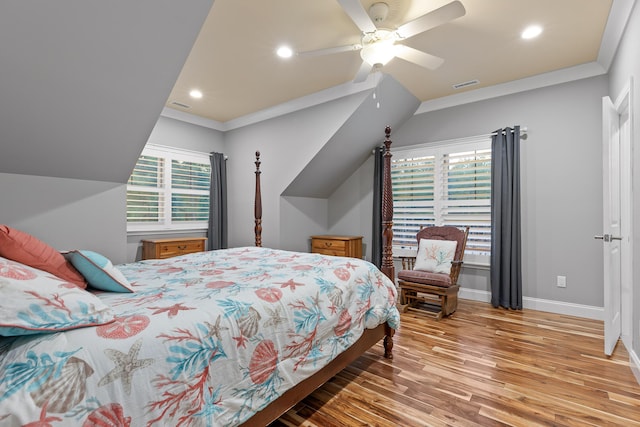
[0,256,115,336]
[413,239,458,274]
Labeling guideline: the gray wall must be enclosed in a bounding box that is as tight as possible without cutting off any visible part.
[126,115,226,261]
[335,75,608,308]
[0,0,213,265]
[0,115,226,265]
[224,92,371,250]
[608,0,640,361]
[327,155,375,261]
[0,173,128,264]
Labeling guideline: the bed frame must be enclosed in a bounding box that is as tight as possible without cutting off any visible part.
[240,126,396,426]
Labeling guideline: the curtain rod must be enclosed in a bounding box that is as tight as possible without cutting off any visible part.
[490,126,528,140]
[371,126,528,154]
[209,152,229,160]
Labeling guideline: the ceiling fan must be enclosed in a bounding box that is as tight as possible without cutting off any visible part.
[299,0,466,82]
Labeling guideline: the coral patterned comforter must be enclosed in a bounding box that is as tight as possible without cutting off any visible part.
[0,246,400,426]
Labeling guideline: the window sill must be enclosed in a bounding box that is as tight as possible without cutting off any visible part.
[127,227,207,237]
[462,262,490,271]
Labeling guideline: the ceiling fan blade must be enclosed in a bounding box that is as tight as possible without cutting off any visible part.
[394,45,444,70]
[396,0,466,39]
[353,61,373,83]
[297,43,362,57]
[337,0,377,33]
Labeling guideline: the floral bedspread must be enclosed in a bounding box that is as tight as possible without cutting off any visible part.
[0,247,399,426]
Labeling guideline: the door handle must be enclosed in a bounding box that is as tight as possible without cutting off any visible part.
[594,234,622,242]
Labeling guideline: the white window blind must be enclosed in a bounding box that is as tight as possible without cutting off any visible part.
[391,138,492,263]
[127,145,210,232]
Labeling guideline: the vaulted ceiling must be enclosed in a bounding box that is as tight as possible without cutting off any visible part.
[166,0,622,125]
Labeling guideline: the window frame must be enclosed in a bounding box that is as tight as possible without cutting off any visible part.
[391,136,492,266]
[126,144,211,233]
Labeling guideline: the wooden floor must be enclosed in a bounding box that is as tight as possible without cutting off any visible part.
[270,299,640,427]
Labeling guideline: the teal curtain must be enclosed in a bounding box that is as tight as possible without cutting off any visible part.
[372,146,384,267]
[208,152,227,250]
[490,126,522,309]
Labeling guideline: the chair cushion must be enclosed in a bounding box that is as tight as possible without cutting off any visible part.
[398,269,452,288]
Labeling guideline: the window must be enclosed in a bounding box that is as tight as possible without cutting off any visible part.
[127,144,211,232]
[391,137,491,264]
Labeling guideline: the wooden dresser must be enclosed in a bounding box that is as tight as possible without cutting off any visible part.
[310,235,363,259]
[142,237,207,260]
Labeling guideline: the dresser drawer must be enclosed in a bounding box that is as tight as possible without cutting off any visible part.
[142,237,207,260]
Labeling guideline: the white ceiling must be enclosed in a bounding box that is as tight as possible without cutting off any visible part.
[165,0,624,126]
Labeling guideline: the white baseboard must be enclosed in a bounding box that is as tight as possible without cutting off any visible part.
[630,347,640,386]
[458,288,604,320]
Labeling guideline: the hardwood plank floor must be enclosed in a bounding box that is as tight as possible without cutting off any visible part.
[271,299,640,427]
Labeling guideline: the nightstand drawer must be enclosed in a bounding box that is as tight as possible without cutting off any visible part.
[142,237,207,260]
[310,235,362,259]
[312,238,347,253]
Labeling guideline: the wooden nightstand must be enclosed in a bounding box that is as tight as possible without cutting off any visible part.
[142,237,207,260]
[310,235,363,259]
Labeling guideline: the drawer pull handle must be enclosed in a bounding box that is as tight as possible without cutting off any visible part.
[178,245,187,250]
[324,242,332,247]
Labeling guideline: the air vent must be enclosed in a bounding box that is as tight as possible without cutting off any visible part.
[171,101,191,109]
[452,79,479,89]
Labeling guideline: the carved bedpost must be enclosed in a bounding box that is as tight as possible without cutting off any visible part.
[381,126,395,359]
[381,126,395,283]
[254,151,262,247]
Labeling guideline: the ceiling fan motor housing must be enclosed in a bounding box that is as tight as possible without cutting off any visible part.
[369,2,390,24]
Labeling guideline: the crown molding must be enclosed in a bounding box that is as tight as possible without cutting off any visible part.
[415,61,607,115]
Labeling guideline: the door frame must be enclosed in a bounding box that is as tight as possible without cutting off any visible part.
[610,78,633,349]
[602,94,621,355]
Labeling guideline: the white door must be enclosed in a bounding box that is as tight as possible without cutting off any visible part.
[600,96,622,356]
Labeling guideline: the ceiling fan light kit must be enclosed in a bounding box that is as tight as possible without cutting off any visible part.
[360,29,397,66]
[300,0,466,82]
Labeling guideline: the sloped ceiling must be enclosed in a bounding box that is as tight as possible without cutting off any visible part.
[283,74,419,198]
[0,0,213,183]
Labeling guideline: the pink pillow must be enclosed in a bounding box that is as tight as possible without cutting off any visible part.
[0,225,86,288]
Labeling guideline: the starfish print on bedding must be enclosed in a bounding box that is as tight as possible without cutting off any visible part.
[98,338,154,395]
[278,279,305,291]
[148,302,195,318]
[204,315,229,341]
[263,306,286,329]
[233,334,248,349]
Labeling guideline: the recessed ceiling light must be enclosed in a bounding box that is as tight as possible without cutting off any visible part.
[521,25,543,39]
[189,89,203,99]
[276,45,293,58]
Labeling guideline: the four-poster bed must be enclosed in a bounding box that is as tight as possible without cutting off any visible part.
[0,128,398,426]
[241,127,396,425]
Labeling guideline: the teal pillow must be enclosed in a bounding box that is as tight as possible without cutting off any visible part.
[67,250,133,293]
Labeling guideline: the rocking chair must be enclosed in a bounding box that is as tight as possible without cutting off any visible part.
[398,225,469,320]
